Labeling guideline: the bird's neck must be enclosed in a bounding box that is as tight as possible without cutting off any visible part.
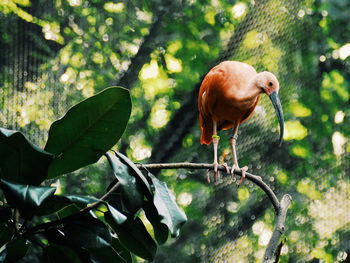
[244,77,263,100]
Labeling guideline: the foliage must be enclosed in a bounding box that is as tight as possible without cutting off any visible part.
[0,87,187,262]
[1,0,350,262]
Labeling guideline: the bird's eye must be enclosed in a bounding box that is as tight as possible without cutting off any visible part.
[268,81,273,87]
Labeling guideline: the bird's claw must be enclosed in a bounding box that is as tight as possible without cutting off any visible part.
[238,166,248,185]
[222,162,230,174]
[231,165,248,186]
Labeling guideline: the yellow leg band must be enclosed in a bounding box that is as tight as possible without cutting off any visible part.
[212,135,220,140]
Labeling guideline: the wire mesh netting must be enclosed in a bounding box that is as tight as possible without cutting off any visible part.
[1,0,350,262]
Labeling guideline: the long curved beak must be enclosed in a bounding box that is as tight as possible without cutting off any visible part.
[268,91,284,145]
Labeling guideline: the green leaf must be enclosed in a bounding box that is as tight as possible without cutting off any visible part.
[0,128,53,185]
[43,245,83,263]
[60,216,112,249]
[146,173,187,238]
[105,152,144,214]
[106,204,127,225]
[0,179,56,219]
[0,223,13,248]
[0,206,12,222]
[105,216,157,261]
[110,238,133,263]
[37,194,99,216]
[3,238,31,262]
[143,201,169,245]
[57,204,81,219]
[45,87,132,178]
[114,151,153,198]
[89,244,127,263]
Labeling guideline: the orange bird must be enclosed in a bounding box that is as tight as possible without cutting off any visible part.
[198,61,284,182]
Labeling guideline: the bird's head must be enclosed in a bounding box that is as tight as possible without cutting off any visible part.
[256,71,284,145]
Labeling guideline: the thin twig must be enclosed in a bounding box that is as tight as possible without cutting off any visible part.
[22,182,121,237]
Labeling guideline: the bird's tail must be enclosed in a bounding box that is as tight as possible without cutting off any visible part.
[199,115,213,145]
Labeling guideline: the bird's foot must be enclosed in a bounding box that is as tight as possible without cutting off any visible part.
[231,165,248,186]
[213,162,219,182]
[207,162,221,183]
[222,162,230,174]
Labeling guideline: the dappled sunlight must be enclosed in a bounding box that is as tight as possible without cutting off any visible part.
[210,236,253,263]
[288,101,312,117]
[149,98,171,129]
[231,2,247,19]
[337,43,350,60]
[103,2,124,13]
[129,133,152,161]
[334,110,345,124]
[332,131,346,156]
[284,120,308,141]
[309,181,350,239]
[178,192,193,207]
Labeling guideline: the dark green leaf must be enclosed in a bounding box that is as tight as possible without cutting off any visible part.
[0,179,56,219]
[0,223,13,248]
[0,207,11,222]
[0,128,53,185]
[3,238,31,262]
[114,151,153,198]
[110,238,133,263]
[45,87,131,178]
[57,204,81,219]
[106,204,127,225]
[143,201,169,245]
[146,173,187,237]
[37,194,99,216]
[105,216,156,261]
[61,216,112,249]
[43,245,83,263]
[89,244,127,263]
[105,152,144,214]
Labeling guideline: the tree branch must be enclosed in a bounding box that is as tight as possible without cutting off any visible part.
[263,194,292,263]
[137,162,280,212]
[136,162,292,263]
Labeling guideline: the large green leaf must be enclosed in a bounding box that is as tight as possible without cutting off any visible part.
[146,173,187,238]
[110,238,133,263]
[143,200,169,245]
[0,179,56,219]
[37,194,99,216]
[105,216,157,261]
[0,206,11,223]
[105,152,144,214]
[114,151,153,198]
[45,216,127,262]
[43,245,83,263]
[58,216,112,249]
[106,204,127,225]
[2,238,31,263]
[0,128,53,185]
[45,87,131,178]
[0,223,13,248]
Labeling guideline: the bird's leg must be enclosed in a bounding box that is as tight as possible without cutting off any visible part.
[230,125,248,185]
[212,121,220,182]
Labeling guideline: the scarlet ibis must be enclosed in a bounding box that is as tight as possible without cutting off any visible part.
[198,61,284,183]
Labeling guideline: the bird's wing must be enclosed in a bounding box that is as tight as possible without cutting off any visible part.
[198,71,218,144]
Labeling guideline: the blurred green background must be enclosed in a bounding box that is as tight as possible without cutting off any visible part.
[1,0,350,262]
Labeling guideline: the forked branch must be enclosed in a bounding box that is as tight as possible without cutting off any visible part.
[136,162,292,263]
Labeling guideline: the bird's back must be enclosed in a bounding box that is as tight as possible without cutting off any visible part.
[198,61,259,144]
